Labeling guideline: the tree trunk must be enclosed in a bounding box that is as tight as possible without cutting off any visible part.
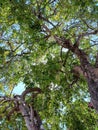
[19,103,44,130]
[18,88,44,130]
[19,103,37,130]
[88,79,98,111]
[54,35,98,112]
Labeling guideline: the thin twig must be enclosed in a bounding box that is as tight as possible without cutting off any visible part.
[81,18,94,30]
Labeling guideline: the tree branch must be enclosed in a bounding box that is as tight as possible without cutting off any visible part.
[81,18,95,30]
[21,87,42,100]
[53,35,96,80]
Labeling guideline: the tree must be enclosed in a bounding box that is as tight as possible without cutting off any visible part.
[0,0,98,129]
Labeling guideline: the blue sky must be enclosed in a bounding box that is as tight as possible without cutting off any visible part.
[12,82,25,95]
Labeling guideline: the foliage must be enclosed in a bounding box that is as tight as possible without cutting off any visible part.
[0,0,98,129]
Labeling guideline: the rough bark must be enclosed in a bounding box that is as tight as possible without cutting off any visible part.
[19,102,44,130]
[18,88,44,130]
[54,35,98,112]
[19,103,35,130]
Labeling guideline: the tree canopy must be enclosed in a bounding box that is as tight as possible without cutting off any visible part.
[0,0,98,130]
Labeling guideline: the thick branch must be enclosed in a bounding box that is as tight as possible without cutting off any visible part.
[54,35,97,81]
[54,35,89,65]
[21,88,42,100]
